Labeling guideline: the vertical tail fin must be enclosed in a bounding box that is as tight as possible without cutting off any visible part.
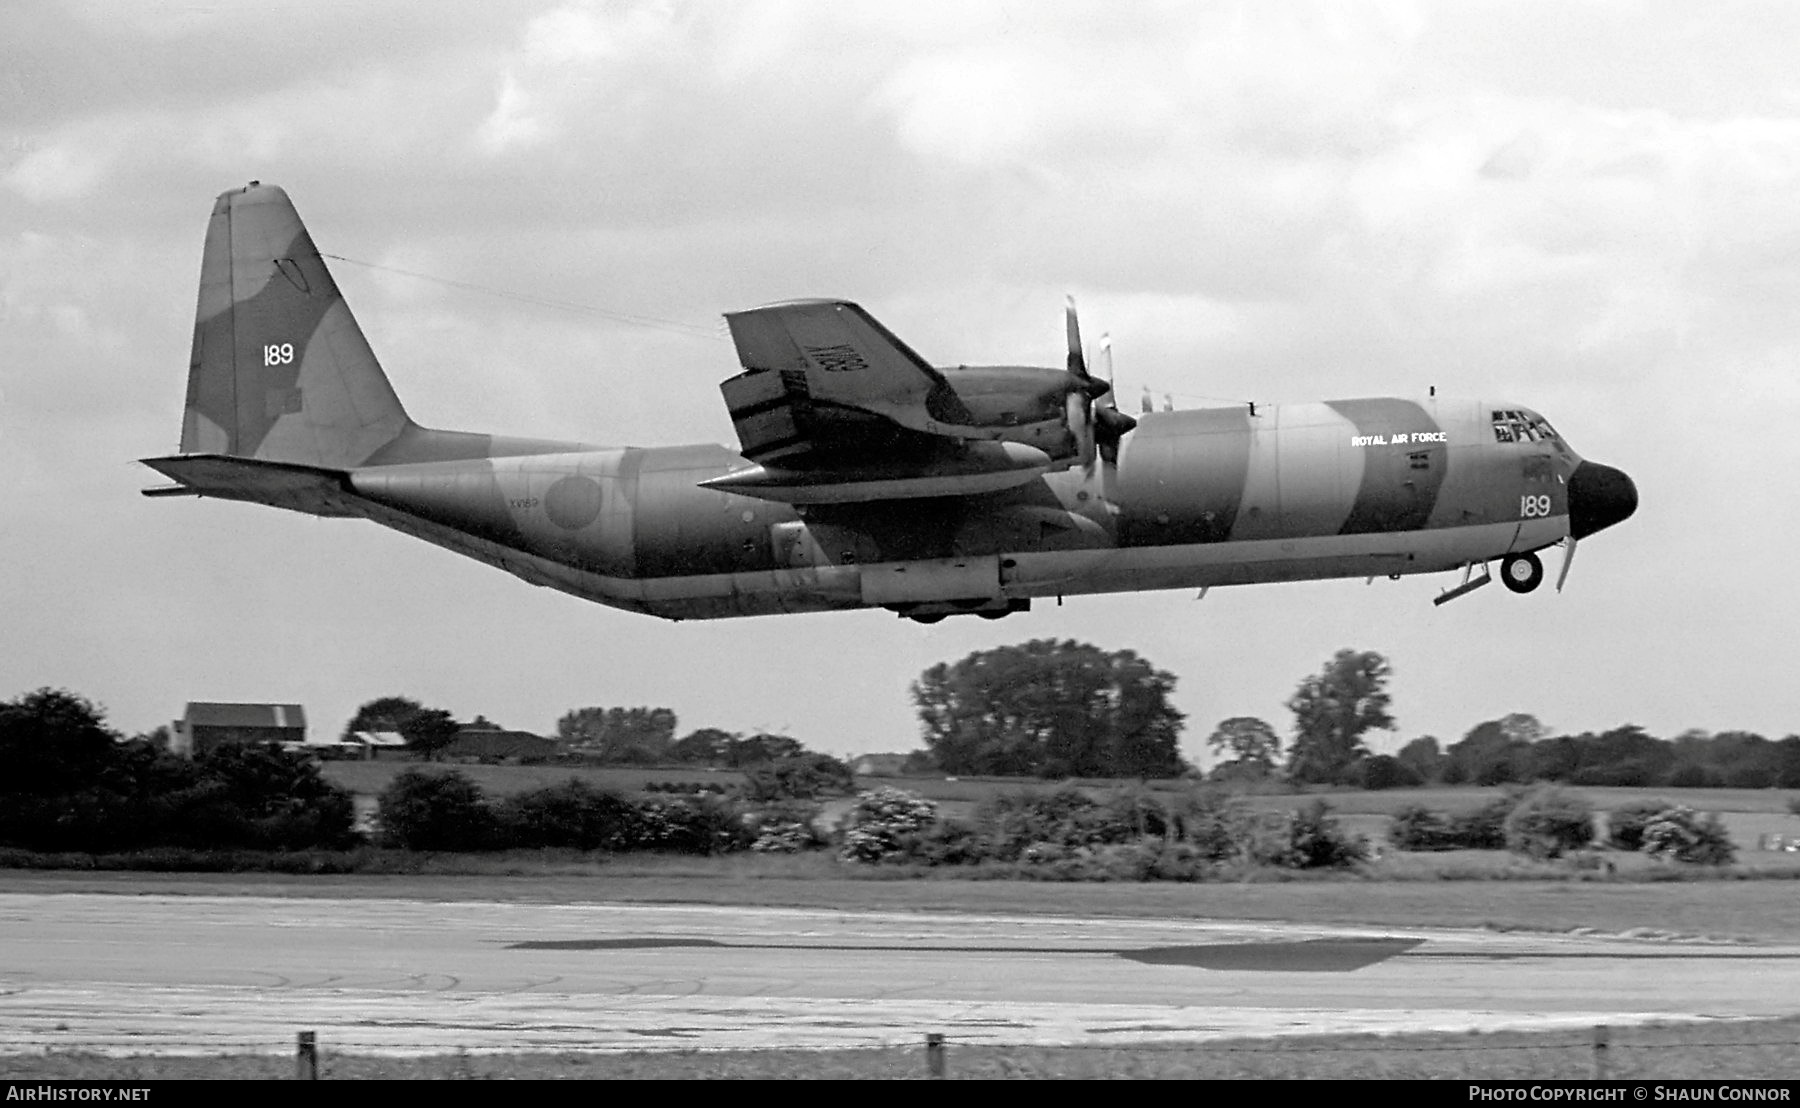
[180,182,411,468]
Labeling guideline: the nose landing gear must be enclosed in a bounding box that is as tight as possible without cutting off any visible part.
[1501,551,1544,594]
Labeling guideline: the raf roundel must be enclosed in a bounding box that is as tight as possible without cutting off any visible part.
[544,475,604,531]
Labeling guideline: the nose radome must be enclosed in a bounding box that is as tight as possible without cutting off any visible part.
[1568,461,1638,539]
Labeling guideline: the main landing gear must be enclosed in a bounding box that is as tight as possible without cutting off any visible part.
[1501,551,1544,594]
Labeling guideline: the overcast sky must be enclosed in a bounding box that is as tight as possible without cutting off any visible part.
[4,1,1797,762]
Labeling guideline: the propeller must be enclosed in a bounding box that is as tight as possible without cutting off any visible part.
[1092,330,1136,464]
[1063,297,1135,474]
[1064,296,1102,471]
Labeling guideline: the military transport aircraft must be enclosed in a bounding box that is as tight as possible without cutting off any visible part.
[142,183,1637,621]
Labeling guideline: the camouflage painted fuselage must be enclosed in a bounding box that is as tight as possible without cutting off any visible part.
[325,395,1576,620]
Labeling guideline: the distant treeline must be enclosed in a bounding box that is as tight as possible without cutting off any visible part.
[1391,722,1800,791]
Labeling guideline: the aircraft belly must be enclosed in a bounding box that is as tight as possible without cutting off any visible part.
[1004,519,1533,599]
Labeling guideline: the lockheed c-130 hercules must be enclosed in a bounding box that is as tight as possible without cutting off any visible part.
[142,183,1638,621]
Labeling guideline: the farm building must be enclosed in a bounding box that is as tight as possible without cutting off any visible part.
[170,702,305,757]
[849,753,912,776]
[438,721,558,763]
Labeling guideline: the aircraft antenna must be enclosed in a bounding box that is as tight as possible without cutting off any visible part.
[320,253,726,342]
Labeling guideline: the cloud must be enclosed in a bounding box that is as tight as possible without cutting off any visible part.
[474,1,679,155]
[5,130,117,202]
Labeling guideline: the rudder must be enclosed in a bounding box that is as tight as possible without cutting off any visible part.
[181,182,411,468]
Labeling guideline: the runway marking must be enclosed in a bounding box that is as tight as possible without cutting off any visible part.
[1122,938,1424,971]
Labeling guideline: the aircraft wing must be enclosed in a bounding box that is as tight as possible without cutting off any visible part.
[715,299,1047,503]
[721,299,986,461]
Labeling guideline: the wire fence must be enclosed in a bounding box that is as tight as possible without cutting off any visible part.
[8,1023,1800,1081]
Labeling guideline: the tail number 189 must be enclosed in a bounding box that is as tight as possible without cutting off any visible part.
[263,342,294,366]
[1520,494,1552,518]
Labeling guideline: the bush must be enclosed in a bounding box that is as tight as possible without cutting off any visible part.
[1387,805,1456,851]
[1789,796,1800,818]
[1607,798,1675,852]
[375,769,497,851]
[188,743,359,850]
[1445,795,1516,850]
[1171,788,1250,861]
[1502,786,1595,860]
[837,787,938,863]
[878,819,986,866]
[746,800,824,853]
[631,796,752,854]
[1104,787,1174,839]
[1641,807,1737,865]
[1231,802,1367,869]
[1279,800,1369,869]
[978,787,1138,861]
[498,780,638,850]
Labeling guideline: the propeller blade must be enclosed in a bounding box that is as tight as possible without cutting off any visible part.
[1065,295,1087,380]
[1066,390,1096,472]
[1555,537,1577,592]
[1097,333,1114,400]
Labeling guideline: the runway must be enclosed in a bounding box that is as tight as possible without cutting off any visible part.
[2,893,1796,1055]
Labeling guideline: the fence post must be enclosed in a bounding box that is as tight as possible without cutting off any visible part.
[926,1032,945,1079]
[297,1030,318,1080]
[1591,1025,1609,1080]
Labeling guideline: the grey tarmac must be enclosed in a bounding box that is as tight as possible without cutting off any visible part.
[2,894,1795,1056]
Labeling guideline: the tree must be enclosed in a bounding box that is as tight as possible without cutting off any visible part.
[1205,717,1281,777]
[0,687,120,796]
[911,640,1185,778]
[1285,649,1395,785]
[1396,735,1445,783]
[557,706,677,763]
[740,752,854,801]
[341,696,425,741]
[376,769,495,850]
[671,727,736,764]
[399,707,460,761]
[1447,719,1530,785]
[728,732,806,767]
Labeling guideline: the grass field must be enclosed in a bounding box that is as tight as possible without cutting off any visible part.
[10,1018,1800,1080]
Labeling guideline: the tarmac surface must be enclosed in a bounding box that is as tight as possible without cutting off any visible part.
[2,892,1797,1055]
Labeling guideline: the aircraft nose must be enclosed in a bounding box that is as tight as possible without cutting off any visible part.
[1568,461,1638,539]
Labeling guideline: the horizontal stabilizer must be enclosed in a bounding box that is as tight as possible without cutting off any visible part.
[140,453,365,518]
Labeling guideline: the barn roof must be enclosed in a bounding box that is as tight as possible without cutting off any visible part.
[183,702,307,729]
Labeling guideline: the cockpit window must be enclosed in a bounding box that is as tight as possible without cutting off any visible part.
[1493,409,1563,446]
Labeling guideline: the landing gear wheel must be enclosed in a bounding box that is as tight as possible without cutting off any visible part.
[1501,552,1543,594]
